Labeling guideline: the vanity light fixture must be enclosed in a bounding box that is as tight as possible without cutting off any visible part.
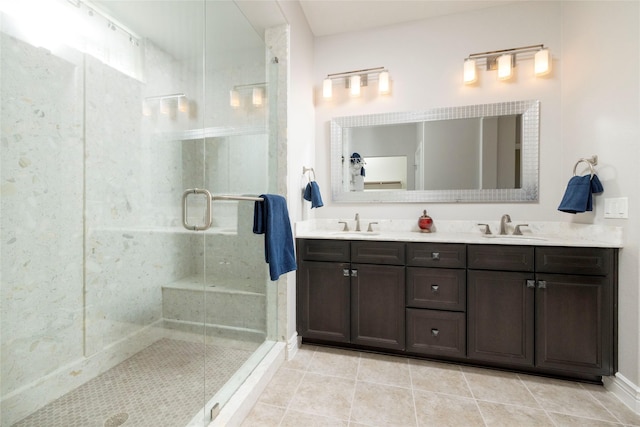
[229,82,267,108]
[322,67,390,99]
[142,93,188,116]
[463,44,551,84]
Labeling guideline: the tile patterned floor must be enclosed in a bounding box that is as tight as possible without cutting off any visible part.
[242,345,640,427]
[13,338,253,427]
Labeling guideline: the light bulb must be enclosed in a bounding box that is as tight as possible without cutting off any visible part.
[229,89,240,108]
[497,54,513,80]
[252,87,264,106]
[534,48,551,76]
[349,75,361,97]
[322,78,332,99]
[160,98,170,114]
[178,96,188,113]
[463,59,477,84]
[378,71,390,94]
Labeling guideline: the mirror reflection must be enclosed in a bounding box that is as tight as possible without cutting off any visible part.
[331,100,539,203]
[347,115,521,192]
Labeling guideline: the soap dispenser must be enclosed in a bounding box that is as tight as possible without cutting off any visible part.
[418,209,433,233]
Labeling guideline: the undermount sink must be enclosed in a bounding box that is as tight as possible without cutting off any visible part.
[330,231,381,237]
[482,234,547,241]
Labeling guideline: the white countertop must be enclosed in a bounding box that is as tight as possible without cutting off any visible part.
[295,219,623,248]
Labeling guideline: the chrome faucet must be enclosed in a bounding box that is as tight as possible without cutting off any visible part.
[499,214,512,235]
[355,213,361,232]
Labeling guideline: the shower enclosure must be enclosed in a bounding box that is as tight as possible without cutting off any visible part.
[1,1,281,425]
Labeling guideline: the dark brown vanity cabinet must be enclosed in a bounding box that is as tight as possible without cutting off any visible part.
[297,238,617,381]
[296,239,406,350]
[467,245,616,377]
[405,243,467,358]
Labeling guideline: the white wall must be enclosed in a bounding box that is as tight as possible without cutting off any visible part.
[291,0,639,399]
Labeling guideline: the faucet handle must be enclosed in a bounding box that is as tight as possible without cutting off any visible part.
[338,221,349,231]
[513,224,529,235]
[367,222,378,232]
[477,223,492,235]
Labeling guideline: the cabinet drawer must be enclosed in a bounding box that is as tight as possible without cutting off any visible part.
[351,241,405,265]
[298,239,350,262]
[406,267,465,311]
[406,308,466,358]
[406,243,466,268]
[468,245,534,272]
[536,247,614,276]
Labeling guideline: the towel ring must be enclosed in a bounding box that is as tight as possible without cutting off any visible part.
[302,166,316,182]
[573,158,595,178]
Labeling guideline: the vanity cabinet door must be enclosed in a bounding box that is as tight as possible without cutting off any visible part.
[535,273,613,376]
[297,260,351,343]
[467,270,535,367]
[351,263,405,350]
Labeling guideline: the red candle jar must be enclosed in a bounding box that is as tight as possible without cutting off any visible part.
[418,210,433,233]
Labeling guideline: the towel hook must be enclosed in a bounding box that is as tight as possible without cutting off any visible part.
[573,155,598,178]
[302,166,316,182]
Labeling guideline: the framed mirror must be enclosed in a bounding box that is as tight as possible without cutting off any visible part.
[330,100,539,203]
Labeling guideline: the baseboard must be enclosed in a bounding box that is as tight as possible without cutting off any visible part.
[604,372,640,414]
[1,320,164,426]
[287,332,300,361]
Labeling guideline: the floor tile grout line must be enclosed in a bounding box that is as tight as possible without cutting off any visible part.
[579,381,628,425]
[346,350,362,425]
[408,359,420,427]
[461,367,489,426]
[277,347,317,426]
[517,374,560,426]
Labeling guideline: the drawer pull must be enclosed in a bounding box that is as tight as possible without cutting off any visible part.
[431,328,440,337]
[431,252,440,260]
[343,269,350,277]
[526,280,536,288]
[538,280,547,289]
[431,284,439,292]
[351,269,358,277]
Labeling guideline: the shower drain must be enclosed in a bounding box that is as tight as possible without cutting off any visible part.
[104,412,129,427]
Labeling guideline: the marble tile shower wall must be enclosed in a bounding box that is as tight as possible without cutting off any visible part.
[1,32,85,399]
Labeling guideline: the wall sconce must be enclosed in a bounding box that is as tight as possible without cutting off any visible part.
[322,66,390,99]
[229,82,267,108]
[142,93,188,116]
[463,44,551,84]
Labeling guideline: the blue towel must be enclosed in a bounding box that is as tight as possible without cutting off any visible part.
[558,174,604,214]
[253,194,297,281]
[303,181,324,208]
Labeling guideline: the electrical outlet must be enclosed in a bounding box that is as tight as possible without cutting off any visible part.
[604,197,629,219]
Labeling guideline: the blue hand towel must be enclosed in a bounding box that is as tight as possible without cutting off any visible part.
[558,174,604,214]
[253,194,297,281]
[303,181,324,208]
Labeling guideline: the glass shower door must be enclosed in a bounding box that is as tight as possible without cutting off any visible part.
[1,0,277,425]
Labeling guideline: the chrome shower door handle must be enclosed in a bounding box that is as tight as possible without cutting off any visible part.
[182,188,213,231]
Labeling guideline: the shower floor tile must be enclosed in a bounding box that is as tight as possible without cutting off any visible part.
[13,338,253,427]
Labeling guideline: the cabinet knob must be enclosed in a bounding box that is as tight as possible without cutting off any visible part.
[343,269,350,277]
[431,328,440,337]
[351,269,358,277]
[538,280,547,289]
[431,284,439,292]
[431,252,440,260]
[526,279,536,288]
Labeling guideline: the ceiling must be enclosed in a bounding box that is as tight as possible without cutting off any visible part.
[296,0,522,37]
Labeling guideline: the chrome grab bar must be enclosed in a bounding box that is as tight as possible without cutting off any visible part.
[182,191,265,231]
[182,188,213,231]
